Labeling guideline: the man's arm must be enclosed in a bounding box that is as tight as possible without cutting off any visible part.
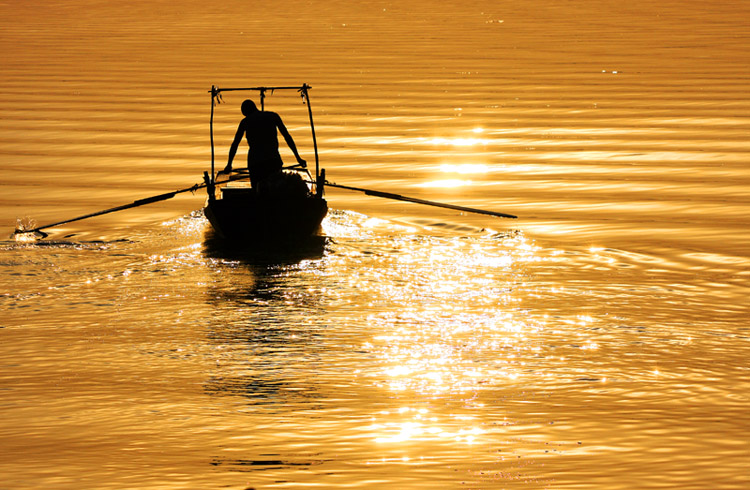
[276,116,307,167]
[220,121,245,174]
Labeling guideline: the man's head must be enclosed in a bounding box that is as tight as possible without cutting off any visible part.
[241,99,258,116]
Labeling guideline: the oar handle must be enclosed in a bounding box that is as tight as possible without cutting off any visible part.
[133,192,178,206]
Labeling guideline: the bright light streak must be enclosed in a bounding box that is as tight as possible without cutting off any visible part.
[416,179,472,188]
[439,163,490,174]
[427,137,488,146]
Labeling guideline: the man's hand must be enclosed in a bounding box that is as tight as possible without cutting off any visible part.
[218,166,232,176]
[297,158,307,168]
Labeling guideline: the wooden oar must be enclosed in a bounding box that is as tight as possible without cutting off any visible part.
[13,174,248,238]
[323,180,517,219]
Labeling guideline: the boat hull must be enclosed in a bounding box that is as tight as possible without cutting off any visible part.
[204,190,327,241]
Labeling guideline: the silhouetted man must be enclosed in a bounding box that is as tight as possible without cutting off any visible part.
[220,100,306,188]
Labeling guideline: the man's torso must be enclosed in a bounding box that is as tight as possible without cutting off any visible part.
[243,112,280,161]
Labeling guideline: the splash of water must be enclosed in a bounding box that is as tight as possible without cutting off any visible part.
[13,217,43,242]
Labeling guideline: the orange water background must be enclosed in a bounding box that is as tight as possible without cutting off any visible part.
[1,1,749,488]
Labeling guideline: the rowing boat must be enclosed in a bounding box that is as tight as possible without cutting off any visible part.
[202,84,328,242]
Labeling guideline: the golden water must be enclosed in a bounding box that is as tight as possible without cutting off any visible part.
[1,1,749,488]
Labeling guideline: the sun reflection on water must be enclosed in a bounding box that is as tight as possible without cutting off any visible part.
[426,137,490,147]
[329,230,554,450]
[313,215,721,477]
[416,179,473,188]
[439,163,491,174]
[371,406,486,445]
[319,225,680,466]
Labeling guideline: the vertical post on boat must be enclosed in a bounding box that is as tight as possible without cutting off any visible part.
[260,88,266,111]
[301,83,320,181]
[210,85,217,184]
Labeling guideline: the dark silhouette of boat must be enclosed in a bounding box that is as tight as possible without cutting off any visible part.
[203,169,327,241]
[202,84,328,242]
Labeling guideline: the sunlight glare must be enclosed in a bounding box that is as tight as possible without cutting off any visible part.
[416,179,472,188]
[439,163,490,174]
[427,137,488,146]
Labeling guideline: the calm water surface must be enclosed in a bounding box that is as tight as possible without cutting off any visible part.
[1,1,749,489]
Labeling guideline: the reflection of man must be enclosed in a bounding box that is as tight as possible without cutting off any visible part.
[220,100,306,188]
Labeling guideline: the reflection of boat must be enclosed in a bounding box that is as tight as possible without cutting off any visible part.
[202,84,328,242]
[203,224,327,263]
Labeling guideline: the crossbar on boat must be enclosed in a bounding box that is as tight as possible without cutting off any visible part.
[210,86,308,93]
